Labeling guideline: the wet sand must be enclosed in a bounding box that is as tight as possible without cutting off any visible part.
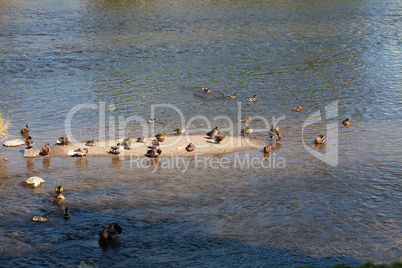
[49,134,265,157]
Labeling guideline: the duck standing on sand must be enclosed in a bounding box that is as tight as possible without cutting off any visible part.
[315,135,328,144]
[85,140,96,146]
[41,143,50,156]
[136,136,146,143]
[241,127,253,136]
[145,147,162,158]
[155,132,167,142]
[214,135,224,144]
[110,143,124,155]
[342,118,350,126]
[21,125,30,134]
[26,136,34,149]
[173,126,185,135]
[206,127,220,139]
[122,138,132,150]
[247,95,258,102]
[68,148,88,157]
[57,135,71,145]
[186,143,195,152]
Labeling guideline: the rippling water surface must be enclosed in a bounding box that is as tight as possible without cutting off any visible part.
[0,0,401,267]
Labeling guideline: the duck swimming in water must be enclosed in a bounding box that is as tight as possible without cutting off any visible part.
[202,87,211,94]
[291,105,302,112]
[62,207,71,219]
[240,115,251,122]
[21,125,30,134]
[247,95,258,102]
[342,118,350,126]
[225,93,239,99]
[315,135,328,144]
[55,186,65,199]
[148,119,157,123]
[263,144,272,153]
[108,223,123,238]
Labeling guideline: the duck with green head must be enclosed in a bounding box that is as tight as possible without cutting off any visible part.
[21,125,30,134]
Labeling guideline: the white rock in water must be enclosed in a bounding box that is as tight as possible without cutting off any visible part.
[23,176,44,187]
[76,259,98,268]
[3,139,25,147]
[32,216,49,222]
[23,147,40,158]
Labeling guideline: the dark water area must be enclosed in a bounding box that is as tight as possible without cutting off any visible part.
[0,0,401,267]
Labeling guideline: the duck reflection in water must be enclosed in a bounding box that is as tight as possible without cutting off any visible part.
[111,157,124,166]
[42,157,51,168]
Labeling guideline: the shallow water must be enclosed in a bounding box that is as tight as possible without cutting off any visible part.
[0,0,401,267]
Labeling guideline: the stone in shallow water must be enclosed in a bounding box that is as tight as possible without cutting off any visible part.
[23,176,44,187]
[3,139,25,147]
[76,259,98,268]
[32,216,49,222]
[23,147,40,158]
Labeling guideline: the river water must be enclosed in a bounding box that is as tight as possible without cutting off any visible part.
[0,0,401,267]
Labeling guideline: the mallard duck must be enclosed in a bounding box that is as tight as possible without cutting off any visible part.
[247,95,258,102]
[202,87,211,94]
[57,135,70,145]
[136,136,146,143]
[315,135,328,144]
[214,135,224,144]
[342,118,350,126]
[291,105,302,112]
[263,144,272,153]
[148,119,157,123]
[269,131,283,141]
[151,139,160,148]
[21,125,30,134]
[240,115,251,122]
[206,127,220,138]
[55,186,65,199]
[41,143,50,156]
[68,148,88,157]
[62,207,71,219]
[186,143,195,152]
[110,143,124,154]
[225,93,239,99]
[99,228,110,241]
[270,126,280,133]
[65,135,71,144]
[173,126,185,135]
[122,138,132,150]
[85,140,96,146]
[241,127,253,136]
[145,147,162,158]
[108,223,122,238]
[26,136,34,149]
[155,132,167,142]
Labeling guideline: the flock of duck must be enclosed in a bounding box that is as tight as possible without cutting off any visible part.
[19,88,351,246]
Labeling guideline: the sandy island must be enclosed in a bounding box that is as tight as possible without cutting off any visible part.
[49,134,265,158]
